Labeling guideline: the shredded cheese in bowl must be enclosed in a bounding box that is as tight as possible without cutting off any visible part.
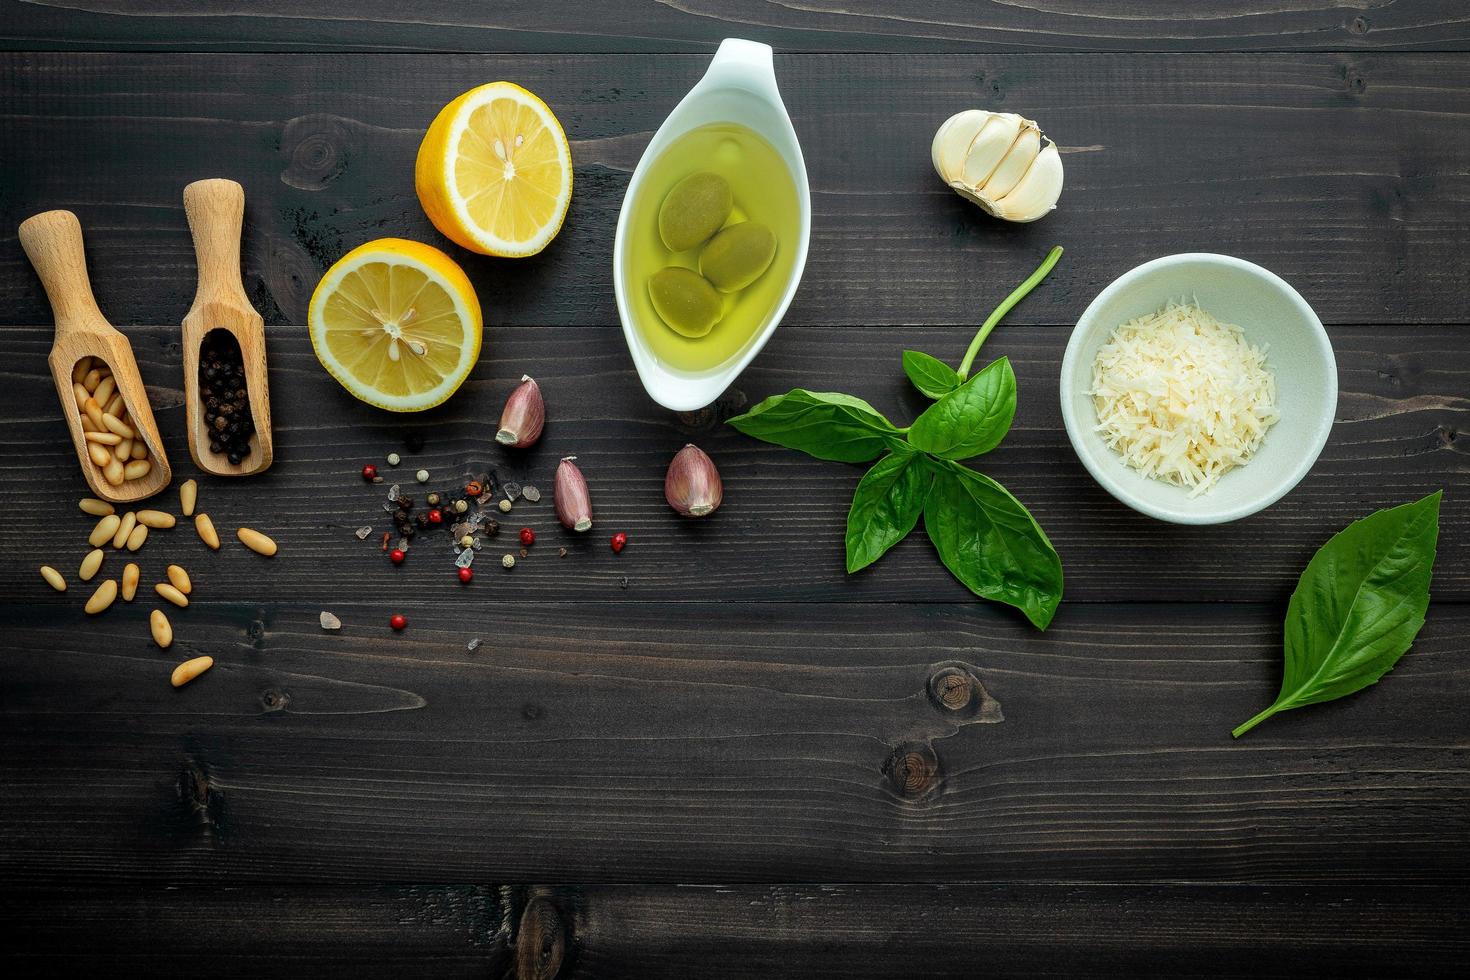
[1088,301,1280,497]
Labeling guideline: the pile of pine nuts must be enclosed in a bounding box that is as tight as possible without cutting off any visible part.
[72,356,153,486]
[38,478,280,688]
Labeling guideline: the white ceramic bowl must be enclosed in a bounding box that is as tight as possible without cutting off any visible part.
[1060,253,1337,524]
[614,38,811,412]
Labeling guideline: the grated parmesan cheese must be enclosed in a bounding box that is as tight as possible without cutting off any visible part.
[1088,301,1279,497]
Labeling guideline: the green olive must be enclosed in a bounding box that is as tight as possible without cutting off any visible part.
[658,172,732,252]
[699,222,777,292]
[648,267,723,338]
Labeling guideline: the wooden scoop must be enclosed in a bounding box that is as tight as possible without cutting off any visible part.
[19,210,173,504]
[182,178,273,476]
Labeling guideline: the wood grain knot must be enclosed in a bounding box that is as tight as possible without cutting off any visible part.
[676,388,748,432]
[928,668,973,711]
[925,661,1004,724]
[280,114,351,191]
[176,756,223,836]
[1350,16,1370,35]
[884,744,939,801]
[260,688,290,713]
[515,897,565,980]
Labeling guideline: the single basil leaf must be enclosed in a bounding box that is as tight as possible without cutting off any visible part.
[727,389,903,463]
[902,350,960,400]
[1233,491,1442,738]
[906,357,1017,460]
[923,460,1062,630]
[845,450,935,573]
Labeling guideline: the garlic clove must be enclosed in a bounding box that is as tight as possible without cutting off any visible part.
[959,114,1024,189]
[496,375,545,448]
[993,141,1063,222]
[983,124,1041,199]
[665,444,723,518]
[554,456,593,532]
[931,109,988,182]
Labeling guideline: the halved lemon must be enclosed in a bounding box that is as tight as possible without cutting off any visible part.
[415,81,573,257]
[308,239,482,412]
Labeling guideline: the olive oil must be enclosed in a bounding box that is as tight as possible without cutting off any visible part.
[623,123,800,373]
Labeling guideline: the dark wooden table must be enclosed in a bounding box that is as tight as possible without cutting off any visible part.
[3,3,1468,977]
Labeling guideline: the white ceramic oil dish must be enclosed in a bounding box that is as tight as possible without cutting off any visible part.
[614,38,811,412]
[1060,253,1337,524]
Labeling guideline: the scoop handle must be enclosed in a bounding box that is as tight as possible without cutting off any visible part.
[184,178,250,308]
[17,210,111,337]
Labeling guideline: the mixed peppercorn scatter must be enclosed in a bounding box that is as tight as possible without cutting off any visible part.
[198,329,256,465]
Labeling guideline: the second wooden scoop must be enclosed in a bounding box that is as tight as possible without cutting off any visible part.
[182,178,273,476]
[19,210,172,504]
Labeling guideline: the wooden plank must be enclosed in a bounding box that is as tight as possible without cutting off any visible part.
[3,1,1469,53]
[5,883,1467,978]
[2,600,1465,886]
[2,53,1468,327]
[2,321,1464,605]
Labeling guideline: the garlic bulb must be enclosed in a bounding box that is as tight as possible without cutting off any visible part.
[930,110,1063,223]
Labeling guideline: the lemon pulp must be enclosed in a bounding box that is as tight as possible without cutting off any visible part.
[309,239,482,411]
[416,81,572,258]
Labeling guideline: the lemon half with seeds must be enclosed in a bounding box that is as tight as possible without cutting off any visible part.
[308,239,482,412]
[415,81,573,257]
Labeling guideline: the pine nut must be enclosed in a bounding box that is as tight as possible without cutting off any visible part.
[137,510,176,529]
[151,609,174,650]
[125,523,148,551]
[83,397,105,430]
[195,513,220,550]
[112,511,137,548]
[39,566,66,592]
[236,527,277,557]
[89,514,121,547]
[85,579,118,614]
[180,479,198,517]
[93,375,115,407]
[73,382,91,407]
[122,562,140,600]
[87,442,113,467]
[171,656,213,688]
[80,412,100,433]
[71,357,92,384]
[79,548,105,581]
[85,430,122,445]
[155,582,189,608]
[166,564,192,595]
[78,498,114,517]
[114,437,132,462]
[103,457,125,485]
[105,394,124,417]
[82,367,102,392]
[123,459,152,481]
[102,413,134,438]
[130,440,148,460]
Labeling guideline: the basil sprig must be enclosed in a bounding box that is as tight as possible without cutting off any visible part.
[1233,491,1442,737]
[730,247,1064,629]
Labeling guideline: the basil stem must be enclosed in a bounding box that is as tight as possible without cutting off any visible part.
[956,245,1064,381]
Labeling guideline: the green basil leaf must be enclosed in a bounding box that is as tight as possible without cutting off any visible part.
[845,450,935,573]
[923,460,1062,630]
[727,389,903,463]
[901,350,960,400]
[906,357,1017,460]
[1233,491,1442,737]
